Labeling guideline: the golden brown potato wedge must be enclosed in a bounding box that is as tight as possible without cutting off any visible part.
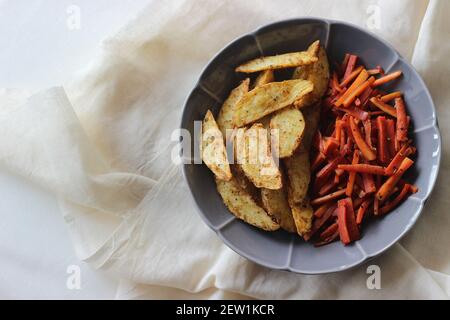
[288,196,313,236]
[217,78,250,138]
[235,40,320,73]
[233,79,313,127]
[215,177,280,231]
[297,102,321,152]
[235,123,282,189]
[231,164,260,204]
[270,107,305,158]
[252,70,274,88]
[293,45,330,107]
[201,110,232,181]
[261,184,296,233]
[284,151,310,204]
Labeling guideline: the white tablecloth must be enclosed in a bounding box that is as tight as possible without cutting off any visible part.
[1,0,449,299]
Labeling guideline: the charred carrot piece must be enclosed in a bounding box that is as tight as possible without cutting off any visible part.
[372,71,402,87]
[349,116,376,161]
[385,119,397,156]
[381,91,402,103]
[335,69,369,107]
[320,222,339,240]
[395,98,408,142]
[319,176,338,196]
[346,150,360,196]
[376,116,390,164]
[305,204,337,240]
[379,184,413,215]
[356,197,373,224]
[313,202,333,218]
[311,152,327,172]
[311,189,347,206]
[385,145,411,175]
[323,137,340,158]
[339,164,386,176]
[314,230,340,247]
[376,157,414,202]
[343,77,376,107]
[370,97,397,118]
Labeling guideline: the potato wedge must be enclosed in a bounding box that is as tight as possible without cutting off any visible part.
[293,45,330,107]
[201,110,232,181]
[261,184,296,233]
[297,102,321,152]
[270,107,305,158]
[288,196,313,236]
[216,177,279,231]
[252,70,274,88]
[284,151,310,204]
[233,79,313,127]
[231,164,260,204]
[217,78,250,138]
[235,40,320,73]
[235,123,282,190]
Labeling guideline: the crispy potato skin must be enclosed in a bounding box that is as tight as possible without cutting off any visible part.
[270,107,305,158]
[217,78,250,138]
[216,177,280,231]
[284,151,310,204]
[233,80,313,127]
[201,110,232,181]
[293,46,330,108]
[235,123,282,190]
[261,183,296,233]
[235,40,320,73]
[252,70,274,89]
[288,196,313,236]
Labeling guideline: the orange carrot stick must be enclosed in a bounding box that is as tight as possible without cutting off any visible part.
[320,222,339,239]
[311,189,347,206]
[385,145,411,175]
[370,97,397,117]
[363,120,373,149]
[349,116,376,161]
[385,119,397,156]
[343,55,358,80]
[379,184,413,215]
[338,198,360,244]
[376,157,414,202]
[338,164,386,176]
[346,150,360,196]
[313,202,332,218]
[335,69,369,107]
[356,197,373,224]
[395,97,408,142]
[362,173,376,194]
[343,77,376,107]
[381,91,402,103]
[339,66,364,87]
[372,71,402,87]
[376,116,389,164]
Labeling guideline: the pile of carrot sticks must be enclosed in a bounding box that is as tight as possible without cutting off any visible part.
[306,53,418,247]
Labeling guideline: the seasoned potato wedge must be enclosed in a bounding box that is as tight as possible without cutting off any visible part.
[270,107,305,158]
[235,40,320,73]
[233,79,313,127]
[231,164,260,204]
[216,177,280,231]
[235,123,282,190]
[261,184,296,233]
[201,110,232,181]
[288,196,313,236]
[284,151,310,204]
[252,70,274,88]
[293,45,330,107]
[297,102,321,152]
[217,78,250,138]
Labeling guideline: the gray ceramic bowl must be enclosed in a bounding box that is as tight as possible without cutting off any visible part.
[180,18,441,274]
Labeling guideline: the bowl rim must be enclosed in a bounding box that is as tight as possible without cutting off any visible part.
[180,17,442,274]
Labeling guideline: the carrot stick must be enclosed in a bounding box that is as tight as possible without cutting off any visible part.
[320,222,339,239]
[313,202,332,218]
[316,157,342,180]
[343,55,358,80]
[343,77,376,107]
[322,137,340,158]
[340,66,364,87]
[381,91,402,103]
[385,119,396,156]
[376,116,389,164]
[385,145,411,175]
[339,164,386,176]
[356,197,373,224]
[349,116,376,161]
[341,54,351,75]
[363,120,373,149]
[395,97,408,142]
[337,204,350,244]
[372,71,402,87]
[319,176,338,196]
[314,231,340,247]
[338,198,360,243]
[370,97,397,117]
[305,204,337,240]
[379,184,413,215]
[335,69,369,107]
[331,72,344,94]
[335,106,369,121]
[362,173,376,194]
[346,150,360,196]
[311,189,347,206]
[376,157,414,202]
[311,152,327,172]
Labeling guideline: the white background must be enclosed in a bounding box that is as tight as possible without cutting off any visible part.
[0,0,151,299]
